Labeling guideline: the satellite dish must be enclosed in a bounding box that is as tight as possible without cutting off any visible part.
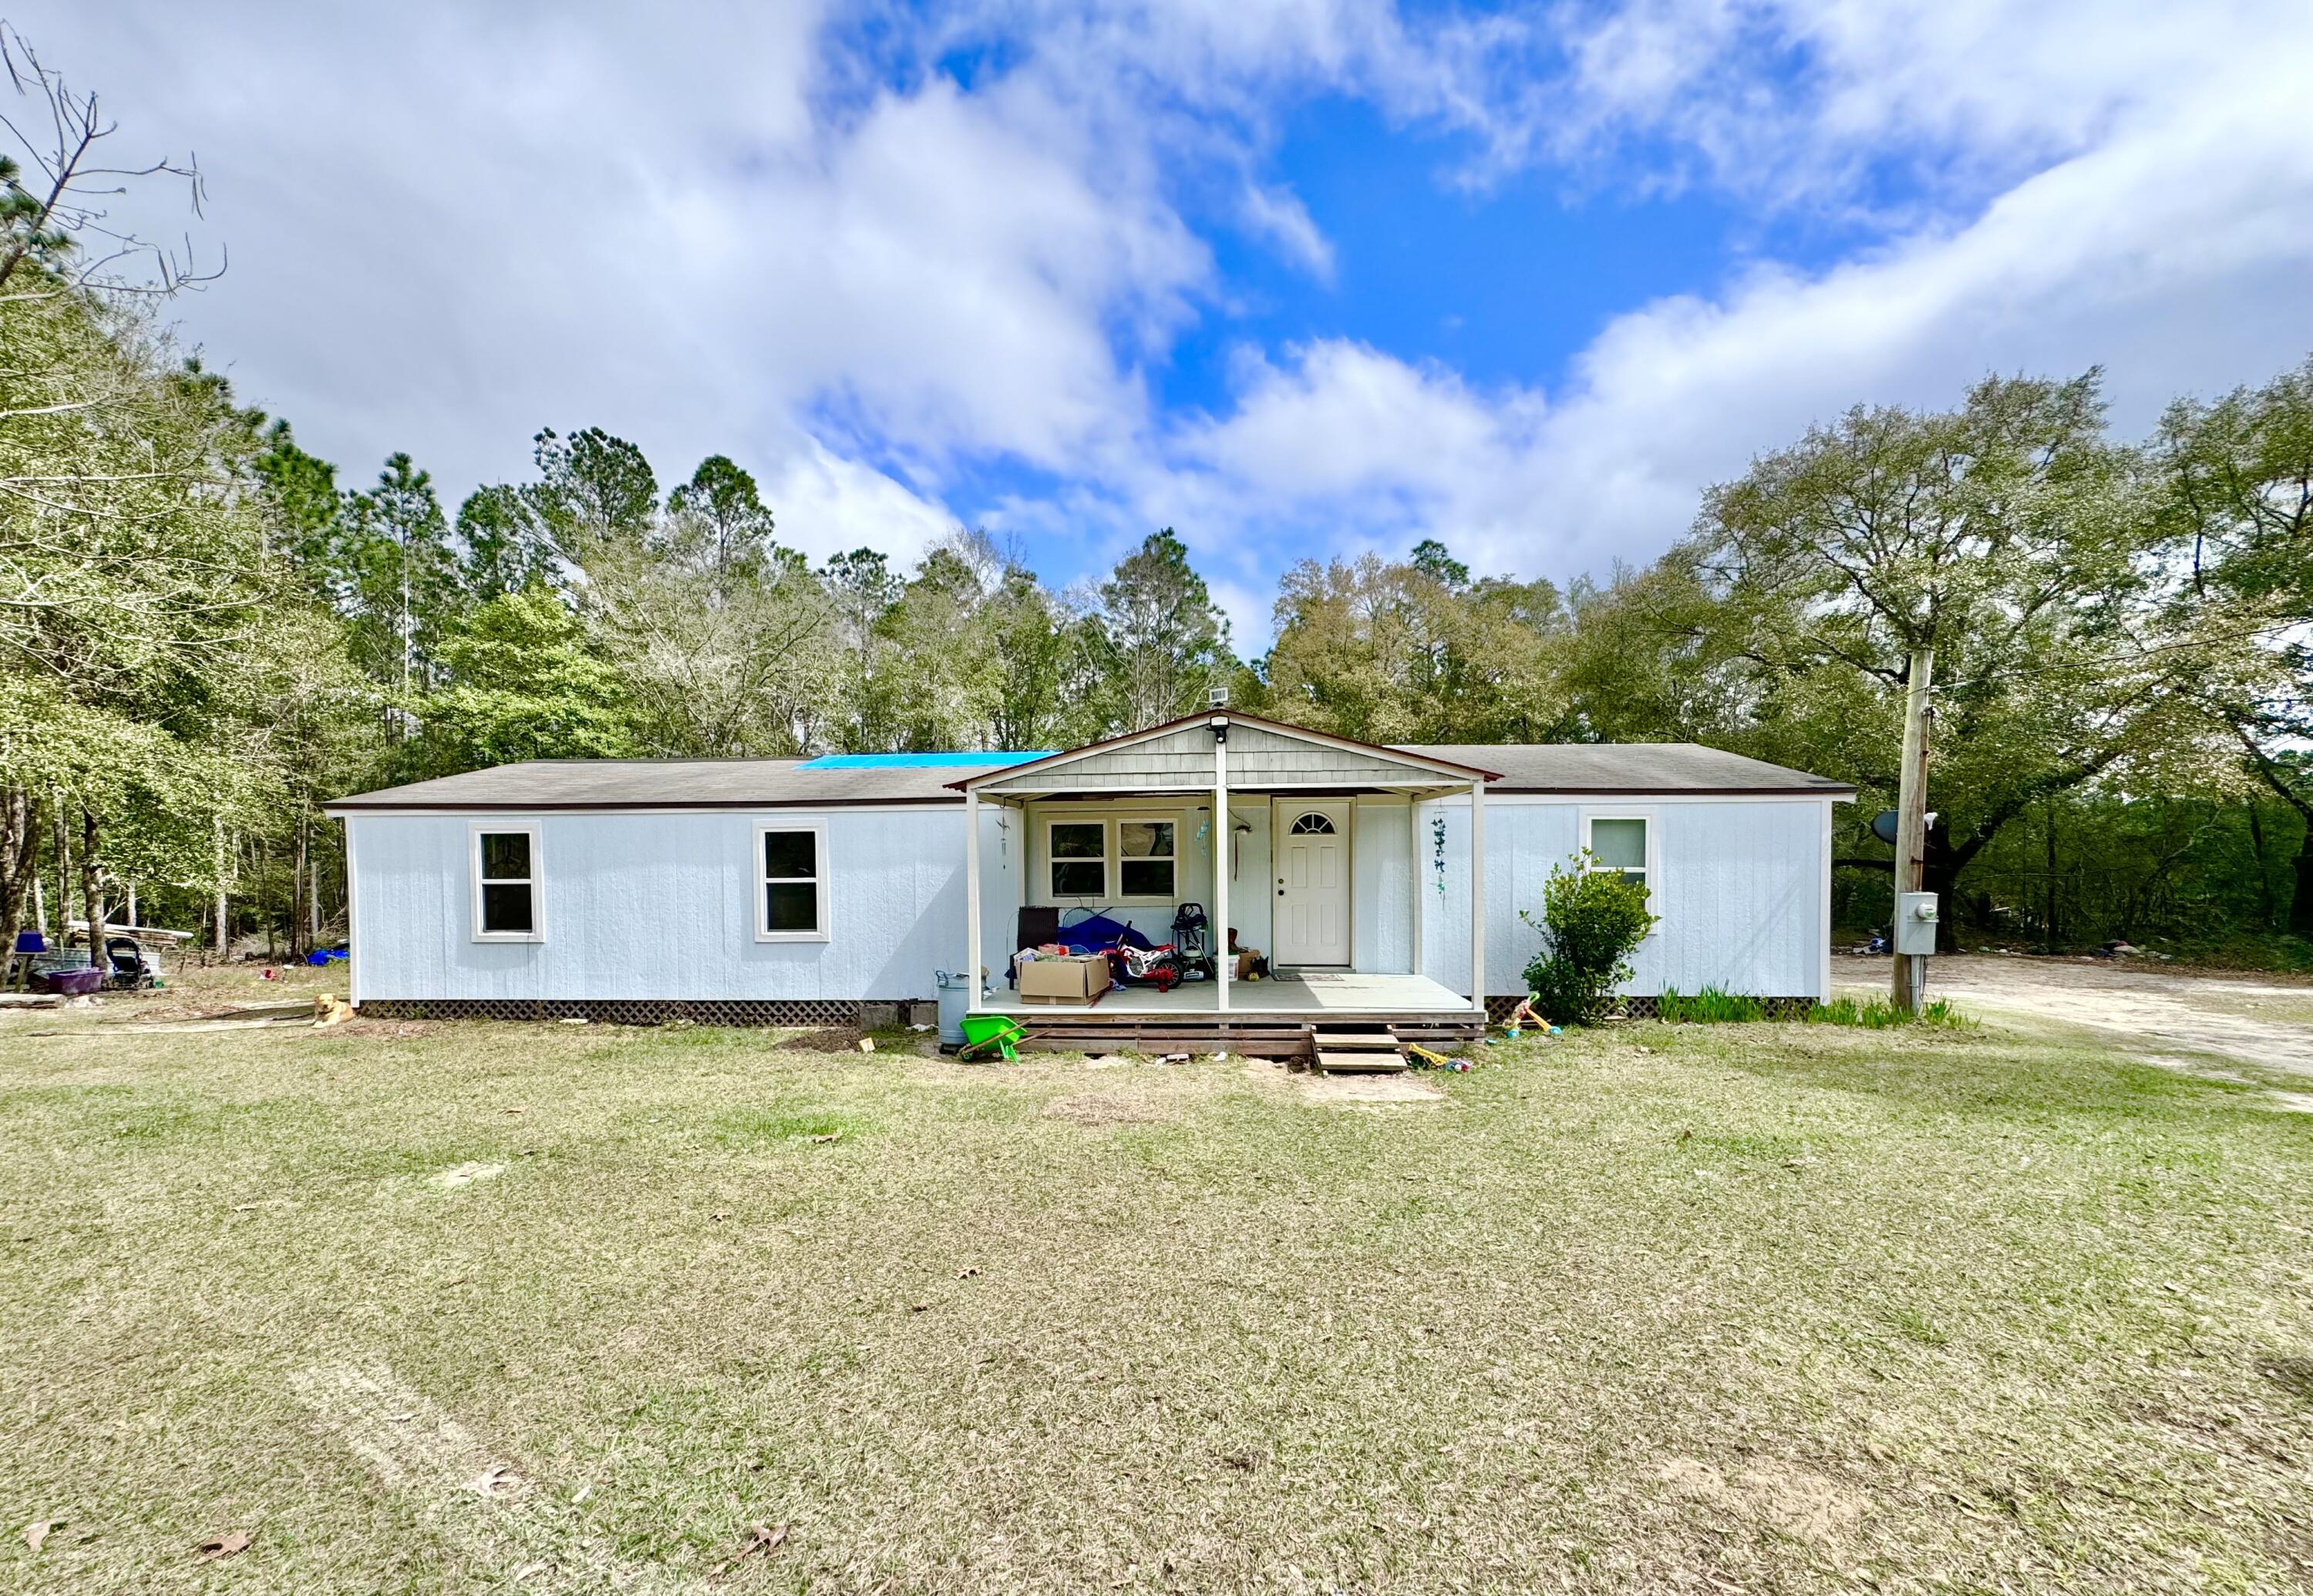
[1870,809,1942,847]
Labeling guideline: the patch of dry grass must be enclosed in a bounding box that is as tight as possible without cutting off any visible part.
[2,998,2310,1593]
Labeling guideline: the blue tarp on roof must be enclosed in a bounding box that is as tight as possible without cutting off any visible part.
[795,751,1054,770]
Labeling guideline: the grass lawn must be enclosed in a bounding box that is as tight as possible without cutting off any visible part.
[4,993,2311,1593]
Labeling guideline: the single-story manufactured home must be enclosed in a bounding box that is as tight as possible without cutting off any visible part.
[325,712,1853,1032]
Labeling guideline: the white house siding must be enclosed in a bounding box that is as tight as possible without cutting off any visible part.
[1012,798,1217,949]
[1000,793,1408,971]
[345,791,1826,1007]
[349,808,988,1003]
[973,802,1017,988]
[1417,796,1826,999]
[1351,796,1414,974]
[1225,800,1273,957]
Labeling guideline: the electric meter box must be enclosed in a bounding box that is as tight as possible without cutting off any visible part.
[1894,892,1940,956]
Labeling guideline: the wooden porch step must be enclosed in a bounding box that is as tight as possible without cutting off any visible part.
[1315,1049,1409,1073]
[1314,1025,1407,1073]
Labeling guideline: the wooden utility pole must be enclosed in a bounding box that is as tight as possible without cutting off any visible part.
[1891,648,1934,1013]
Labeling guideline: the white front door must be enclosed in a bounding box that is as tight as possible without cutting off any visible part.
[1274,801,1351,966]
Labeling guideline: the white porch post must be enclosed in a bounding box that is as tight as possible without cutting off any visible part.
[965,787,984,1003]
[1468,779,1487,1015]
[1213,721,1229,1013]
[1409,800,1422,979]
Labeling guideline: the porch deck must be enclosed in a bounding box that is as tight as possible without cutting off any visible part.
[975,971,1470,1017]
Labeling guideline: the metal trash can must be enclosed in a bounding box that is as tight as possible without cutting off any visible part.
[933,970,971,1047]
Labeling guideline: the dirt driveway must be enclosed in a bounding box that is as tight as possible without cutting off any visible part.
[1836,953,2313,1077]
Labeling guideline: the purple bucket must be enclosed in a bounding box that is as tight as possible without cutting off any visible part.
[42,968,103,997]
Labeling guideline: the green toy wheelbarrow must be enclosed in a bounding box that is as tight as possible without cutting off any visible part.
[958,1014,1027,1062]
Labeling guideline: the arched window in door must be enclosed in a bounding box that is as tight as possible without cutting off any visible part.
[1289,812,1337,835]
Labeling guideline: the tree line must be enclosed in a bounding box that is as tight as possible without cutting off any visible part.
[2,37,2306,968]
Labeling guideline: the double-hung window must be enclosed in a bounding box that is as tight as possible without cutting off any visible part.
[757,823,829,941]
[1116,820,1176,901]
[1583,814,1653,894]
[1049,821,1107,897]
[472,825,542,941]
[1044,816,1180,902]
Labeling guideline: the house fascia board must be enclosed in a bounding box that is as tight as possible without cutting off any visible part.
[1439,790,1858,805]
[323,800,969,817]
[948,711,1503,792]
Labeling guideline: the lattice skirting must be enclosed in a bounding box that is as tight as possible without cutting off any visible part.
[356,998,927,1028]
[1483,994,1819,1022]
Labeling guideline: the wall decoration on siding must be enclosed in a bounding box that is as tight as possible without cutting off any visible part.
[1432,811,1449,896]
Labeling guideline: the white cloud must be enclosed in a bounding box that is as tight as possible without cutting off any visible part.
[1130,0,2313,610]
[760,436,958,567]
[15,0,2311,645]
[13,1,1204,530]
[1239,184,1336,280]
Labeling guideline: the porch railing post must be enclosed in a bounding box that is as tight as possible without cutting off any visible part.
[1468,779,1486,1016]
[1213,719,1229,1014]
[965,788,983,1005]
[1409,798,1422,986]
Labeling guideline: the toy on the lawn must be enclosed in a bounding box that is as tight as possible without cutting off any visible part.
[1498,992,1561,1039]
[957,1015,1026,1062]
[1405,1042,1470,1073]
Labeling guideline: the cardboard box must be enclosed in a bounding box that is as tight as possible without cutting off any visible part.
[1018,954,1108,1005]
[1235,949,1262,982]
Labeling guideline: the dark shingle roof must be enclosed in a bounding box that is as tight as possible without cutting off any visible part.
[325,759,1010,811]
[325,742,1849,811]
[1403,744,1853,796]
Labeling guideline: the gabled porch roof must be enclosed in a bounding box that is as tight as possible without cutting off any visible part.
[951,710,1493,1018]
[947,711,1501,798]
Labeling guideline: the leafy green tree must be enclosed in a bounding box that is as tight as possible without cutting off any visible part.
[666,454,776,588]
[1409,537,1470,588]
[1092,529,1233,732]
[411,589,638,773]
[456,483,555,601]
[1264,546,1568,742]
[864,540,1007,751]
[987,561,1099,751]
[821,547,904,746]
[339,453,461,706]
[0,277,307,959]
[251,419,343,584]
[580,518,829,759]
[2152,354,2313,933]
[526,426,657,559]
[1651,372,2206,933]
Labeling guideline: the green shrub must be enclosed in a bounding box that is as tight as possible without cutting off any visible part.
[1520,854,1659,1026]
[1656,986,1767,1023]
[1807,995,1975,1029]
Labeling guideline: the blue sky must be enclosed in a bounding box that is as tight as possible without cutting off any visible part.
[22,2,2313,645]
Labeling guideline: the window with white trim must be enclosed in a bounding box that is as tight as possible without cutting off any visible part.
[1116,819,1176,900]
[1583,815,1651,891]
[1049,821,1106,897]
[472,826,541,941]
[756,823,829,941]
